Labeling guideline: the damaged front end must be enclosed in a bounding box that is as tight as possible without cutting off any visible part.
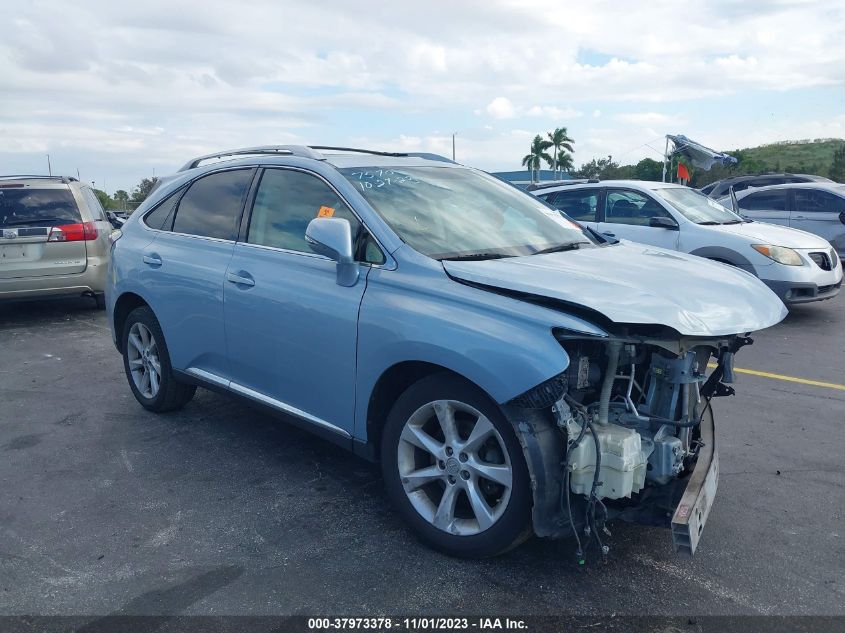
[506,329,751,561]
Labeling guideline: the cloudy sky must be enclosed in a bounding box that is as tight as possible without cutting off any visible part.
[2,0,844,193]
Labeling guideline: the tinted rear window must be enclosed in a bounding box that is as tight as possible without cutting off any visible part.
[0,188,81,228]
[739,190,788,211]
[172,170,252,240]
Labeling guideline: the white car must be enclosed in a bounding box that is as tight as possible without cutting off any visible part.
[532,180,842,305]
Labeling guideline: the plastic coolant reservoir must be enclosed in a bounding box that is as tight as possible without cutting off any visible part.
[566,419,651,500]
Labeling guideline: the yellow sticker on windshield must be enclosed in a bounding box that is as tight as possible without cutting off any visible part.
[318,206,335,218]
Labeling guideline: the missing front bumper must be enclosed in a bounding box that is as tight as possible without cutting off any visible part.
[670,406,718,555]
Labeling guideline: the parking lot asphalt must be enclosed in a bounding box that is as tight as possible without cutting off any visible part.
[0,294,843,617]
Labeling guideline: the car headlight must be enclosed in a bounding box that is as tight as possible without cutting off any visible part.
[751,244,803,266]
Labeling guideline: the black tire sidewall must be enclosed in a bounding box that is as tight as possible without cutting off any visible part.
[381,373,532,558]
[121,306,176,411]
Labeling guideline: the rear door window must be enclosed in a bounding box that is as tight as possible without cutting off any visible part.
[739,190,788,211]
[143,189,183,231]
[546,189,599,222]
[794,189,845,213]
[172,170,252,240]
[0,188,81,228]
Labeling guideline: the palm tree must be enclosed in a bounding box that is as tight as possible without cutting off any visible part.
[546,127,575,178]
[556,149,574,174]
[522,135,552,183]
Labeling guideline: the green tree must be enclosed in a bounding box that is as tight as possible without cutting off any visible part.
[555,149,574,174]
[93,189,115,210]
[573,155,620,179]
[113,190,130,210]
[546,127,574,178]
[131,177,159,205]
[829,144,845,182]
[632,158,663,181]
[521,135,552,183]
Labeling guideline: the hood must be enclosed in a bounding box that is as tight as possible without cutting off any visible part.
[443,243,787,337]
[706,221,832,249]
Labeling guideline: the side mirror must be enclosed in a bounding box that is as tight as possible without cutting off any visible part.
[305,217,359,287]
[649,216,679,230]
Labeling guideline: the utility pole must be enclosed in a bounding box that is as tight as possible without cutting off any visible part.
[46,154,52,176]
[452,133,456,161]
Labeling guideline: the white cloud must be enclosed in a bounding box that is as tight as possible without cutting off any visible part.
[0,0,844,188]
[614,112,677,126]
[485,97,517,119]
[525,106,583,119]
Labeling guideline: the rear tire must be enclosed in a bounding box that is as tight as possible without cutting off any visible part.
[122,306,196,412]
[381,373,532,558]
[93,293,106,309]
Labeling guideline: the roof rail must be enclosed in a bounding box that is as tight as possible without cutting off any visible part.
[179,145,458,172]
[308,146,456,163]
[526,178,598,192]
[178,145,325,172]
[0,175,77,183]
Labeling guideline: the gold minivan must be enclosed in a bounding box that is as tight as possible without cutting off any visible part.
[0,175,113,307]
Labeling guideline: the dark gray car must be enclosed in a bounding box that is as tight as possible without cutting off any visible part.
[701,173,832,198]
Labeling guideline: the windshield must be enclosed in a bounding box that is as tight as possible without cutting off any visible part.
[339,166,595,259]
[0,188,81,228]
[654,187,745,225]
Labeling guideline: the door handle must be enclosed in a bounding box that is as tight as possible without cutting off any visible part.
[792,215,807,220]
[142,254,162,266]
[226,271,255,287]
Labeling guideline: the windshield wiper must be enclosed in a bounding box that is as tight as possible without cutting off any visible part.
[721,220,743,225]
[697,221,721,225]
[532,241,589,255]
[439,253,512,261]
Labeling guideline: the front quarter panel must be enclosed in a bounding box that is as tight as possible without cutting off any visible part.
[354,247,607,441]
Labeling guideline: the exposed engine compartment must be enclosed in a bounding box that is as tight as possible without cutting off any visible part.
[559,342,709,500]
[509,330,751,562]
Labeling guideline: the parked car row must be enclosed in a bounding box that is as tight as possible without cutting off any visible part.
[1,150,838,561]
[533,180,842,305]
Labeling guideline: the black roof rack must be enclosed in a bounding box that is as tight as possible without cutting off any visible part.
[526,178,599,192]
[308,146,456,163]
[0,175,77,183]
[179,145,456,172]
[178,146,323,171]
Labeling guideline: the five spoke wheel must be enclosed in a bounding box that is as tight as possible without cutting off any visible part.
[397,399,513,536]
[126,322,161,399]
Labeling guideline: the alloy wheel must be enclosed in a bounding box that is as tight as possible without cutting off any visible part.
[127,322,161,399]
[397,399,513,536]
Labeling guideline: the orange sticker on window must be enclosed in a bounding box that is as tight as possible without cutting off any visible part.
[318,206,335,218]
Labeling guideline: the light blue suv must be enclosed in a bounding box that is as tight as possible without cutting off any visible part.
[107,146,786,559]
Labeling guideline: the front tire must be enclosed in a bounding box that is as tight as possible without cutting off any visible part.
[122,306,196,412]
[381,373,532,558]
